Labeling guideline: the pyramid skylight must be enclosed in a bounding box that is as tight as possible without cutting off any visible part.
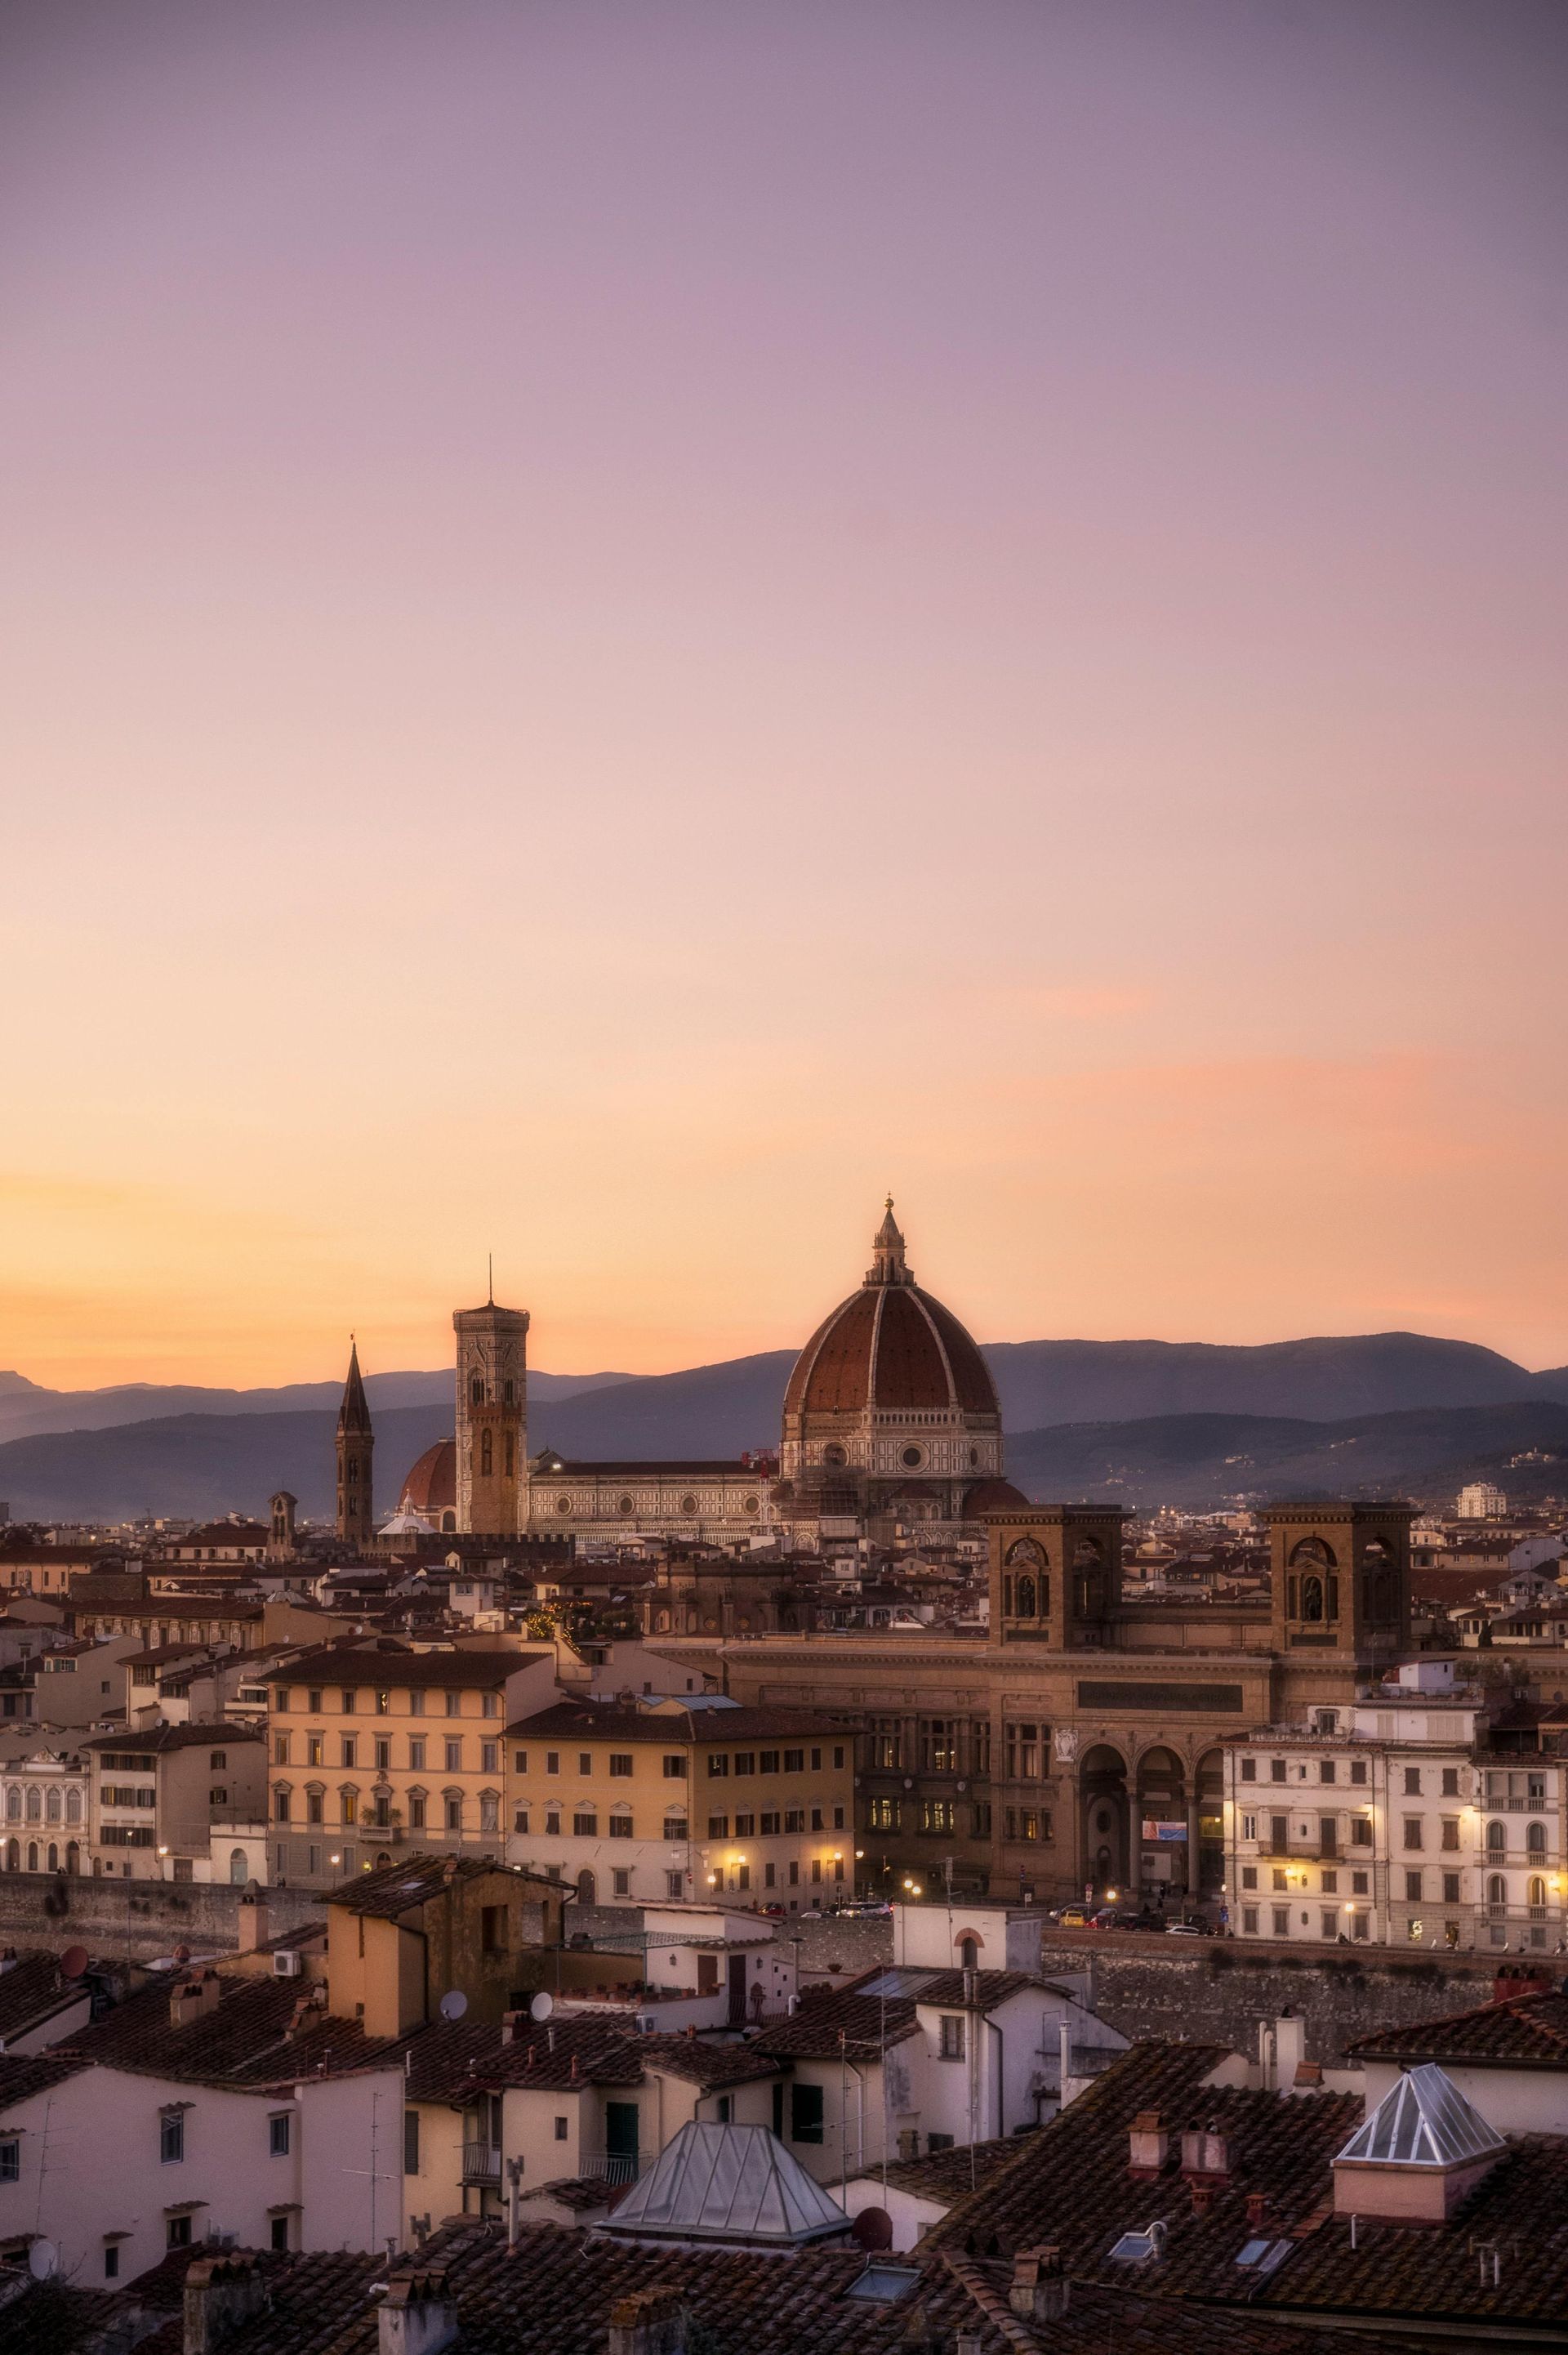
[1335,2063,1506,2170]
[596,2121,853,2248]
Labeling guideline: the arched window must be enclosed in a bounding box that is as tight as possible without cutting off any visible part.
[480,1430,493,1477]
[65,1790,81,1825]
[957,1936,978,1970]
[46,1844,57,1872]
[24,1789,40,1823]
[1487,1873,1507,1906]
[1527,1821,1547,1856]
[45,1790,60,1823]
[229,1849,248,1885]
[1528,1876,1548,1910]
[1486,1820,1506,1853]
[25,1843,37,1873]
[470,1376,484,1407]
[577,1867,596,1906]
[65,1841,78,1875]
[3,1840,15,1871]
[2,1790,16,1823]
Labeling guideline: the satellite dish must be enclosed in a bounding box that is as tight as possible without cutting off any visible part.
[529,1991,554,2023]
[439,1989,468,2022]
[29,2241,58,2280]
[59,1945,89,1981]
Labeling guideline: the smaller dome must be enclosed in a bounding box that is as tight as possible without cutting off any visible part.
[399,1439,457,1517]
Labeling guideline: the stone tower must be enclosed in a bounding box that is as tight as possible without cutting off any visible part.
[454,1291,529,1535]
[334,1340,375,1550]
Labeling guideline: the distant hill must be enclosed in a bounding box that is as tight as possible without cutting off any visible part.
[4,1393,1567,1528]
[4,1329,1568,1525]
[986,1334,1568,1425]
[0,1367,637,1444]
[1008,1403,1568,1512]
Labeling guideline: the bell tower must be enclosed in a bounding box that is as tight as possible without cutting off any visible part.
[1263,1501,1414,1662]
[986,1503,1128,1649]
[335,1340,375,1550]
[454,1288,529,1535]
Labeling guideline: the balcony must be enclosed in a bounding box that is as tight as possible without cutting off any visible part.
[580,2152,641,2186]
[461,2143,501,2185]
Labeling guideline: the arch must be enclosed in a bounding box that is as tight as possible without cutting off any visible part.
[45,1789,61,1824]
[577,1867,597,1906]
[46,1844,57,1872]
[1487,1873,1507,1906]
[956,1935,978,1970]
[1486,1820,1506,1853]
[1080,1744,1130,1896]
[2,1790,16,1823]
[229,1849,248,1885]
[1526,1821,1547,1857]
[1528,1876,1548,1909]
[65,1790,82,1826]
[440,1511,457,1534]
[24,1789,40,1823]
[65,1841,78,1876]
[25,1843,37,1873]
[480,1430,493,1477]
[1290,1537,1337,1569]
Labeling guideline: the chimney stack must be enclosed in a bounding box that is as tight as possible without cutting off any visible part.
[1245,2192,1271,2230]
[1009,2246,1069,2325]
[1127,2111,1169,2177]
[378,2261,458,2355]
[183,2252,267,2355]
[170,1970,222,2030]
[236,1885,270,1956]
[607,2286,687,2355]
[1180,2125,1232,2183]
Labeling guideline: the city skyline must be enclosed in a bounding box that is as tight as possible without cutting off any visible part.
[5,0,1564,1388]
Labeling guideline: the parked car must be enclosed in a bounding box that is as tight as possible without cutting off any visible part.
[1054,1906,1094,1928]
[828,1898,891,1917]
[1165,1916,1214,1938]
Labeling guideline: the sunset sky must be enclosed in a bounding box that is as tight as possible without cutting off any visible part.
[3,0,1565,1391]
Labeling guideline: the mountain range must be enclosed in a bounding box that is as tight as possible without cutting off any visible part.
[2,1332,1566,1523]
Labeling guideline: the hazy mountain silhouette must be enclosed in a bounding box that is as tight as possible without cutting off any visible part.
[2,1331,1567,1523]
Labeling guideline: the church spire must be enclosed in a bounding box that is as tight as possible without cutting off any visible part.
[337,1336,372,1435]
[867,1196,912,1286]
[335,1338,374,1550]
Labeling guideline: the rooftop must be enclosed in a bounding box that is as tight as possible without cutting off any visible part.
[1348,1987,1568,2072]
[598,2120,852,2248]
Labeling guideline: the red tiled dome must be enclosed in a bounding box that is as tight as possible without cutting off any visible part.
[783,1207,999,1422]
[399,1438,457,1516]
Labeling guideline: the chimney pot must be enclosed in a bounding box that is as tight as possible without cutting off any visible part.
[183,2250,266,2355]
[607,2284,687,2355]
[1246,2192,1269,2229]
[1127,2112,1169,2177]
[1009,2245,1069,2324]
[379,2261,458,2355]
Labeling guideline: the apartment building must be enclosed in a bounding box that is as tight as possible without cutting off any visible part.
[0,1744,89,1871]
[503,1698,856,1908]
[1224,1666,1565,1951]
[81,1721,267,1880]
[262,1646,557,1885]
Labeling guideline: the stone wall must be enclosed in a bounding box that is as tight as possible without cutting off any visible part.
[1036,1936,1536,2064]
[0,1872,327,1962]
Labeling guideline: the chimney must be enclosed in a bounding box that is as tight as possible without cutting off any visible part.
[379,2261,458,2355]
[1180,2125,1232,2183]
[607,2286,687,2355]
[897,2128,921,2163]
[501,2009,524,2046]
[1273,2012,1306,2085]
[1127,2111,1169,2178]
[1494,1965,1550,2005]
[1009,2246,1069,2325]
[1190,2182,1215,2219]
[184,2252,267,2355]
[236,1885,270,1955]
[170,1970,222,2029]
[1245,2192,1271,2231]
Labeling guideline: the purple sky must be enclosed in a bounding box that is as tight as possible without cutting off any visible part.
[2,1,1565,1385]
